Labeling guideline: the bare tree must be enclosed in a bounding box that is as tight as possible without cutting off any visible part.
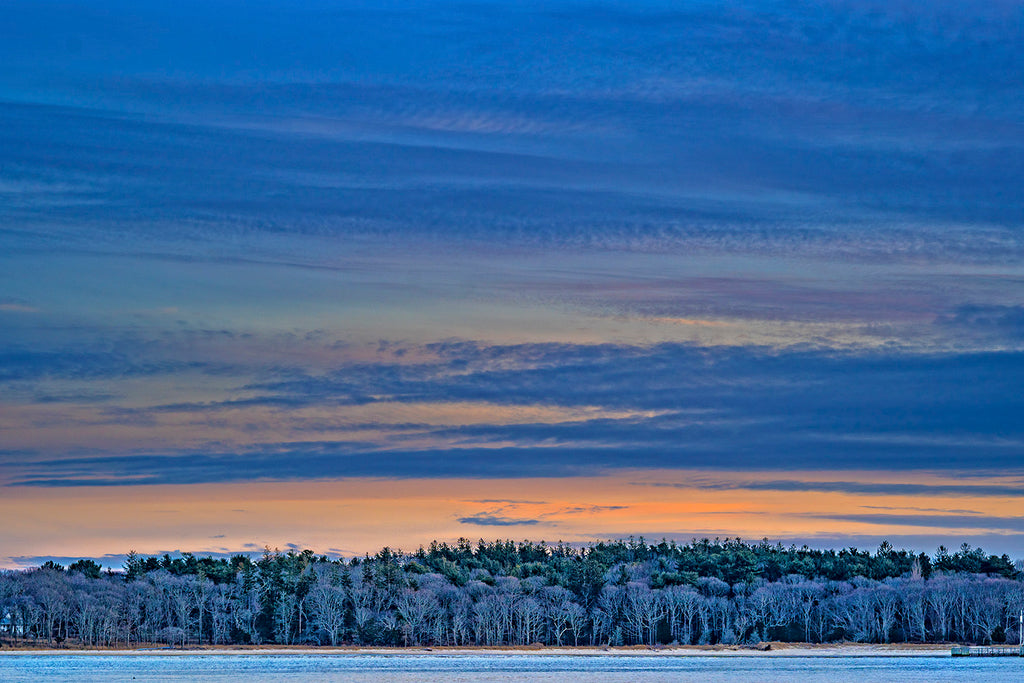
[308,584,347,646]
[395,588,440,645]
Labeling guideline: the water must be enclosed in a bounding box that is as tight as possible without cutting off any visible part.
[3,654,1024,683]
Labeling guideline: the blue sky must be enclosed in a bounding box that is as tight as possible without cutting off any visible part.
[1,0,1023,567]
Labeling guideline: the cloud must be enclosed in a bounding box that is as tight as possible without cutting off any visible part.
[641,479,1024,498]
[2,1,1023,502]
[469,499,549,505]
[454,501,628,529]
[0,301,39,313]
[33,390,119,404]
[457,513,541,527]
[3,0,1024,264]
[0,348,232,383]
[939,305,1024,340]
[2,0,1024,561]
[550,505,628,516]
[859,505,983,515]
[807,513,1024,533]
[3,342,1024,486]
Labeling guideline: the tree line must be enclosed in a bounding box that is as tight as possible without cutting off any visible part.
[1,538,1021,648]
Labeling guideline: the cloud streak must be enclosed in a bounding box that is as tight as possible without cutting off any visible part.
[642,479,1024,499]
[807,513,1024,534]
[2,342,1024,485]
[457,514,541,527]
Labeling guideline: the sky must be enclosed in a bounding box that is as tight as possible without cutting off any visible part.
[1,0,1023,569]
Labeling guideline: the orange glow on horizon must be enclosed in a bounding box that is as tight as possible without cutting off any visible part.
[4,470,1018,569]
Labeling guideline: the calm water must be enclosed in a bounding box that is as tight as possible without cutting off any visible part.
[2,654,1024,683]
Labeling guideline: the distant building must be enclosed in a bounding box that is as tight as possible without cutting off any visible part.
[1,612,26,637]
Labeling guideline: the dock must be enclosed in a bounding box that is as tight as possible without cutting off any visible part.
[951,645,1023,657]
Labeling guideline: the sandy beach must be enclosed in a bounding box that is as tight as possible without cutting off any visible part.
[0,643,953,657]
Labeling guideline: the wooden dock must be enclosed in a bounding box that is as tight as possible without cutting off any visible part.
[951,645,1023,657]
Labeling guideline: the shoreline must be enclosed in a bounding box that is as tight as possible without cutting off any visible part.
[0,643,955,657]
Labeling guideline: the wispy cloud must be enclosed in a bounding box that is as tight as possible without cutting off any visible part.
[469,499,549,505]
[938,305,1024,342]
[457,513,541,527]
[806,513,1024,533]
[640,479,1024,498]
[859,505,983,515]
[0,303,39,313]
[3,342,1024,485]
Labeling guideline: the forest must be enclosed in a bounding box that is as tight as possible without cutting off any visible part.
[1,538,1022,648]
